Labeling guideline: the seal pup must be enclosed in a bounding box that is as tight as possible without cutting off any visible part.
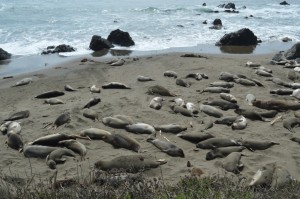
[147,134,185,157]
[90,85,101,93]
[4,110,30,121]
[198,87,230,94]
[249,163,276,187]
[6,132,23,152]
[215,152,244,174]
[215,116,237,126]
[126,123,155,134]
[176,78,191,87]
[0,121,21,135]
[147,85,177,96]
[169,98,185,106]
[64,84,78,91]
[94,155,167,173]
[206,146,246,160]
[234,109,269,121]
[246,61,261,67]
[35,90,65,99]
[83,109,99,121]
[79,128,111,140]
[83,97,101,109]
[110,58,125,66]
[137,75,154,82]
[171,105,197,117]
[255,69,272,77]
[149,97,164,110]
[219,72,238,82]
[23,145,60,158]
[185,73,202,80]
[203,99,239,110]
[177,132,214,144]
[11,78,32,87]
[220,93,237,103]
[102,82,131,89]
[209,82,234,88]
[231,116,247,130]
[46,148,77,169]
[101,133,141,152]
[240,140,279,151]
[283,117,300,133]
[154,123,187,134]
[199,104,223,118]
[30,133,86,146]
[163,71,177,78]
[196,138,240,149]
[58,140,87,158]
[44,98,64,105]
[185,102,199,114]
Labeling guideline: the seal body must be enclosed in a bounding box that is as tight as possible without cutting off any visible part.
[163,71,177,78]
[200,104,223,118]
[209,82,234,88]
[147,85,176,96]
[53,112,71,129]
[126,123,155,134]
[154,124,187,134]
[147,137,185,157]
[137,75,154,82]
[149,97,164,110]
[219,72,238,82]
[31,133,77,146]
[177,133,214,144]
[46,148,76,169]
[253,99,300,111]
[220,93,237,103]
[241,140,279,150]
[220,152,243,174]
[83,97,101,109]
[4,110,30,121]
[203,99,239,110]
[176,78,190,87]
[102,134,141,152]
[102,82,130,89]
[234,109,268,121]
[64,84,78,91]
[90,85,101,93]
[7,133,23,151]
[283,117,300,133]
[59,140,87,157]
[0,121,21,134]
[215,116,237,126]
[79,128,111,140]
[171,105,196,117]
[196,138,240,149]
[35,90,64,99]
[234,78,256,86]
[102,116,133,129]
[201,87,230,93]
[44,98,64,105]
[12,78,33,87]
[83,109,98,121]
[23,145,60,158]
[206,146,246,160]
[249,163,275,187]
[231,116,247,130]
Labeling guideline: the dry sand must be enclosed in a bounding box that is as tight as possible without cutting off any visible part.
[0,52,299,186]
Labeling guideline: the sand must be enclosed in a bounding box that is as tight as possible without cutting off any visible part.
[0,52,299,186]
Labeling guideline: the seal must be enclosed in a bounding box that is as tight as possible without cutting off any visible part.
[52,112,71,129]
[177,132,214,144]
[11,78,33,87]
[31,133,86,146]
[147,85,177,96]
[0,121,21,135]
[206,146,246,160]
[46,148,77,169]
[234,109,269,121]
[231,116,247,130]
[291,89,300,100]
[287,70,298,81]
[185,73,202,81]
[209,82,234,88]
[102,116,133,129]
[185,102,199,114]
[201,119,214,131]
[110,58,125,66]
[147,135,185,157]
[126,123,155,134]
[23,145,60,158]
[245,61,261,67]
[58,139,87,158]
[233,78,256,86]
[215,116,237,126]
[270,89,293,95]
[270,165,293,189]
[4,110,30,121]
[216,152,244,174]
[199,87,230,94]
[169,98,185,106]
[149,97,164,110]
[203,99,239,110]
[199,104,223,118]
[137,75,154,82]
[240,140,279,151]
[35,90,65,99]
[258,110,278,118]
[253,99,300,111]
[102,82,131,89]
[83,109,99,121]
[171,105,197,117]
[283,117,300,133]
[83,97,101,109]
[64,84,78,91]
[196,138,240,149]
[249,163,275,187]
[154,123,187,134]
[44,98,64,105]
[102,133,141,152]
[90,85,101,93]
[255,69,272,77]
[245,94,256,105]
[219,72,238,82]
[79,128,111,140]
[94,155,167,173]
[163,70,177,78]
[176,78,191,87]
[220,93,237,103]
[6,132,23,151]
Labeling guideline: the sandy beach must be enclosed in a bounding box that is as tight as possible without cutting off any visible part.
[0,51,299,187]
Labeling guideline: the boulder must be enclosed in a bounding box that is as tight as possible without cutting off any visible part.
[42,44,75,55]
[209,19,222,30]
[215,28,258,46]
[107,29,135,47]
[284,42,300,60]
[89,35,114,51]
[272,51,287,62]
[0,48,12,61]
[280,1,289,5]
[225,3,236,9]
[202,3,206,6]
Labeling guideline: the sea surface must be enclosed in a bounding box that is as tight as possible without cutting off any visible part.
[0,0,299,56]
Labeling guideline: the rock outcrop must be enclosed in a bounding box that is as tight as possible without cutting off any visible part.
[0,48,12,61]
[215,28,259,46]
[89,35,114,51]
[107,29,135,47]
[284,42,300,60]
[42,44,75,55]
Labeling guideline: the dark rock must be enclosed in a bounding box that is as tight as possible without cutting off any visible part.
[42,44,75,55]
[215,28,258,46]
[218,4,225,8]
[202,20,208,24]
[89,35,114,51]
[225,3,236,9]
[107,29,135,47]
[202,3,206,6]
[177,25,184,28]
[0,48,11,61]
[282,37,292,42]
[280,1,289,5]
[224,9,239,13]
[212,19,222,26]
[284,42,300,60]
[272,51,287,62]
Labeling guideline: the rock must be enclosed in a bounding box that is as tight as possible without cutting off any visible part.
[282,37,292,42]
[218,4,225,8]
[210,19,222,30]
[42,44,75,55]
[224,9,239,13]
[202,3,206,6]
[89,35,114,51]
[225,3,236,9]
[272,51,287,62]
[215,28,258,46]
[280,1,289,5]
[284,42,300,60]
[0,48,12,61]
[107,29,135,47]
[202,20,207,24]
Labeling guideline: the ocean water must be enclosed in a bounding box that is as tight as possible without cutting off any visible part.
[0,0,299,56]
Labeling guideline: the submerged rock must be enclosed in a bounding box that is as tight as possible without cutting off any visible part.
[42,44,75,55]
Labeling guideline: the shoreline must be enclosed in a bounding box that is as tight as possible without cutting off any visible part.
[0,41,295,78]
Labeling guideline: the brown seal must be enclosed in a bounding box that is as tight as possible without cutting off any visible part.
[147,136,185,157]
[101,133,141,152]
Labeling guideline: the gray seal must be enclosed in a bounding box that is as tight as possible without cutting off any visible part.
[233,78,256,86]
[46,148,77,169]
[249,163,275,187]
[52,112,71,129]
[291,137,300,144]
[30,133,85,146]
[199,87,230,94]
[102,82,131,89]
[126,123,155,134]
[196,138,240,149]
[171,105,197,117]
[258,110,278,118]
[154,123,187,134]
[23,145,60,158]
[101,133,141,152]
[6,132,23,151]
[215,116,237,126]
[209,81,234,88]
[240,140,279,151]
[90,85,101,93]
[147,136,185,157]
[219,72,238,82]
[79,128,111,140]
[234,109,269,122]
[58,139,87,157]
[110,59,125,66]
[163,70,177,78]
[44,98,64,105]
[283,117,300,133]
[11,78,33,87]
[35,90,65,99]
[200,104,223,118]
[206,146,246,160]
[231,116,247,130]
[176,78,191,87]
[147,85,177,96]
[185,73,202,80]
[137,75,154,82]
[203,99,239,110]
[102,115,133,129]
[177,132,214,144]
[270,89,293,95]
[149,97,164,110]
[83,97,101,109]
[94,155,167,173]
[253,99,300,111]
[4,110,30,121]
[216,152,244,174]
[0,121,21,135]
[220,93,237,103]
[255,69,272,77]
[64,84,78,91]
[83,109,99,121]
